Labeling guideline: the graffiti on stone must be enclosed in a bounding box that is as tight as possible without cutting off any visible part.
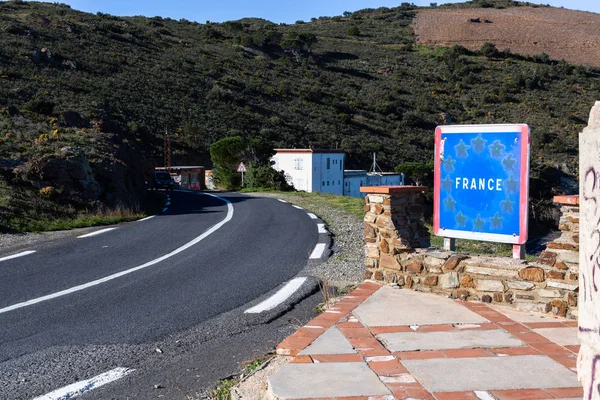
[579,101,600,400]
[582,167,600,303]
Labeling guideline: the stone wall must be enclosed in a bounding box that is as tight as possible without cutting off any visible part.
[578,101,600,400]
[362,187,579,320]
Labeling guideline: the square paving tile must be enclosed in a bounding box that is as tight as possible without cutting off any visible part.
[490,304,567,323]
[533,327,580,346]
[353,287,488,327]
[298,326,356,355]
[377,329,524,352]
[268,362,391,399]
[402,355,580,393]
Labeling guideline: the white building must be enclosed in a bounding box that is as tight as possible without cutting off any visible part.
[271,149,345,195]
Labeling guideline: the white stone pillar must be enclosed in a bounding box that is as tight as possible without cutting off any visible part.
[579,101,600,399]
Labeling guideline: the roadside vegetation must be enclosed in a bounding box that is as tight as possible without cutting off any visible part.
[207,354,273,400]
[1,189,165,233]
[241,189,364,223]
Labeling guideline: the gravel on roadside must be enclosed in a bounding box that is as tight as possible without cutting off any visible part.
[244,192,366,288]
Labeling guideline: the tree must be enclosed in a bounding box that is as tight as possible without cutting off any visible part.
[281,32,317,62]
[210,136,288,191]
[480,42,499,58]
[395,161,434,186]
[210,136,246,189]
[348,26,360,36]
[245,164,293,191]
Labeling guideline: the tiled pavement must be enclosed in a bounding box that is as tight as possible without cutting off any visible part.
[269,282,582,400]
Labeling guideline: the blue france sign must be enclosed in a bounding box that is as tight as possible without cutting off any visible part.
[433,124,530,245]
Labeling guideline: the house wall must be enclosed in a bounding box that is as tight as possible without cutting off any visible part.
[344,173,368,198]
[344,173,403,198]
[312,153,344,195]
[272,153,313,192]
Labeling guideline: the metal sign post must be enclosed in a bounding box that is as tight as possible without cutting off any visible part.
[433,124,530,259]
[237,162,247,187]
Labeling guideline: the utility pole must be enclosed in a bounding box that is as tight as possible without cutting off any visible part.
[164,128,171,172]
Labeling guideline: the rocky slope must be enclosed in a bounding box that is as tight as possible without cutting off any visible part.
[1,0,599,231]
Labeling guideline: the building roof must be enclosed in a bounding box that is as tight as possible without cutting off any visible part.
[274,149,345,154]
[155,166,205,170]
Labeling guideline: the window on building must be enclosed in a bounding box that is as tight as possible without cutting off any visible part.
[323,181,325,186]
[327,181,330,186]
[338,180,341,185]
[327,158,330,169]
[294,158,303,170]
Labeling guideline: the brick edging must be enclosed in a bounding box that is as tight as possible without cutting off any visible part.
[275,283,583,400]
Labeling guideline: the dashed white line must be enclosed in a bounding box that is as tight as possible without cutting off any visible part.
[307,213,318,219]
[244,277,307,313]
[310,243,326,259]
[32,367,134,400]
[292,205,303,210]
[0,250,36,263]
[138,215,155,222]
[77,228,117,239]
[277,199,288,203]
[317,223,327,234]
[162,207,168,212]
[166,202,171,206]
[0,193,234,315]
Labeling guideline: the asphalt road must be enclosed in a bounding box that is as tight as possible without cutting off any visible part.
[0,191,322,399]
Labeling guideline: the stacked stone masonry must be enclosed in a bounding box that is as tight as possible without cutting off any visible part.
[362,188,580,320]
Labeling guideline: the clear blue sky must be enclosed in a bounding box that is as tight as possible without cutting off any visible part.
[27,0,600,23]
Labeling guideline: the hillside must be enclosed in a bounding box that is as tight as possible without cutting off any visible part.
[1,0,599,232]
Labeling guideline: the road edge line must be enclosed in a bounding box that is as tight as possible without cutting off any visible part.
[0,250,36,263]
[0,193,233,315]
[77,227,117,239]
[32,367,134,400]
[244,277,308,313]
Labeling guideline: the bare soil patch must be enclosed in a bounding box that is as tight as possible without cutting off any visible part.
[414,7,600,67]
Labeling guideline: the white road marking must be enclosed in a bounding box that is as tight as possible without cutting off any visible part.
[292,205,303,210]
[244,277,307,313]
[138,215,155,222]
[307,213,318,219]
[32,367,134,400]
[0,193,234,315]
[309,243,326,259]
[317,224,327,234]
[77,228,117,239]
[0,250,36,263]
[166,202,171,206]
[277,199,287,203]
[162,207,168,212]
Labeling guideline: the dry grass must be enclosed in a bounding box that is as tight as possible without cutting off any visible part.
[414,7,600,67]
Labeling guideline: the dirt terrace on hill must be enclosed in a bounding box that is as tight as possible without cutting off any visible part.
[414,7,600,68]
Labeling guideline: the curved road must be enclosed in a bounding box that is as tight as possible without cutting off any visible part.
[0,191,321,398]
